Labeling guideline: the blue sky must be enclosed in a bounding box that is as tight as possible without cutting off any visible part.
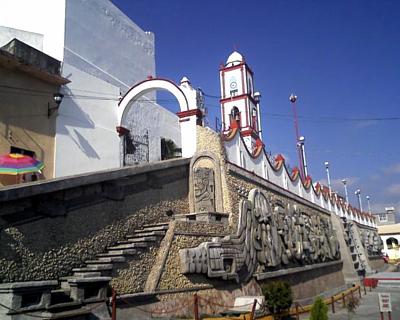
[112,0,400,212]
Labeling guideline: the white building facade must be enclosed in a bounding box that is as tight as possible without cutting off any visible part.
[0,0,181,177]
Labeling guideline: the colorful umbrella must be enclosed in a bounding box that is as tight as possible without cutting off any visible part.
[0,153,44,175]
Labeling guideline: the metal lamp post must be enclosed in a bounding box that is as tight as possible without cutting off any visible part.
[297,136,308,178]
[341,179,349,203]
[366,195,371,213]
[324,161,331,196]
[355,189,363,212]
[254,91,262,141]
[289,94,304,180]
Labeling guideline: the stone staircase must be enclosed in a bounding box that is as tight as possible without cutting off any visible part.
[342,218,370,276]
[0,222,169,319]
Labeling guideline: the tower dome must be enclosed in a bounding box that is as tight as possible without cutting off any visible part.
[226,51,244,67]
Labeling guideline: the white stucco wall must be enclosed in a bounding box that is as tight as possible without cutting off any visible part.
[380,234,400,259]
[0,0,66,60]
[55,63,120,177]
[64,0,155,95]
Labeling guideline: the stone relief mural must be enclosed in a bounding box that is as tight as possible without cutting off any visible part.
[194,167,215,212]
[180,188,340,282]
[360,228,383,257]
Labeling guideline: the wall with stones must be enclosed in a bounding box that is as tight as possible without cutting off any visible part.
[0,158,190,283]
[131,125,346,313]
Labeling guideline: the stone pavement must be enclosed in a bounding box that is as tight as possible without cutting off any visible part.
[299,286,400,319]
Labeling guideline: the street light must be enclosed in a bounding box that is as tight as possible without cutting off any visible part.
[355,189,363,212]
[297,136,308,178]
[366,195,371,214]
[341,179,349,203]
[254,91,262,141]
[289,94,304,180]
[324,161,331,196]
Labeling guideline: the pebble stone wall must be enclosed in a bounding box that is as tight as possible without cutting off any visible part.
[0,198,188,283]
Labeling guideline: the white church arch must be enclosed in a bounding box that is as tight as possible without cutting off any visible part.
[117,78,189,125]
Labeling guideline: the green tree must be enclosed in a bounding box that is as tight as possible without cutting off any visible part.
[161,138,178,160]
[261,280,293,319]
[309,297,328,320]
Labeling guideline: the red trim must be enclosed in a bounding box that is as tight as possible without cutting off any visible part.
[176,109,202,118]
[240,128,259,139]
[220,93,258,105]
[116,126,130,136]
[222,103,226,131]
[221,70,226,99]
[241,66,245,96]
[219,62,254,76]
[219,62,245,72]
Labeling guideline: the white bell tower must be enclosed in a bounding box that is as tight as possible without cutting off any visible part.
[219,51,263,151]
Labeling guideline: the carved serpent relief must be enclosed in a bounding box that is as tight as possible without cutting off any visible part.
[360,228,383,257]
[180,188,340,282]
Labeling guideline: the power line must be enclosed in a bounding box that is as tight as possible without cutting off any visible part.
[1,84,399,123]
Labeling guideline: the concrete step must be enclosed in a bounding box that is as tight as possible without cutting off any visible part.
[46,300,85,313]
[97,249,137,257]
[107,242,148,250]
[72,264,113,273]
[85,256,126,264]
[128,231,165,238]
[72,271,102,278]
[67,276,112,284]
[117,236,158,244]
[143,222,170,228]
[136,225,169,232]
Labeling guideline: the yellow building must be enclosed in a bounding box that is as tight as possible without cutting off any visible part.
[0,39,69,185]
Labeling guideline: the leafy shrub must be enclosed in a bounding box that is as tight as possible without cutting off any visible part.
[261,280,293,319]
[309,296,328,320]
[346,295,360,318]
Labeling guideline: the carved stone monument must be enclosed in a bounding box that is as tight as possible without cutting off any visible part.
[194,167,215,212]
[180,188,340,282]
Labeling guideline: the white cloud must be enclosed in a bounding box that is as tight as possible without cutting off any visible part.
[354,120,379,129]
[318,177,359,191]
[386,184,400,195]
[383,163,400,175]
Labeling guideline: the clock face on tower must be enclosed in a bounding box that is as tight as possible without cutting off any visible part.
[229,77,238,89]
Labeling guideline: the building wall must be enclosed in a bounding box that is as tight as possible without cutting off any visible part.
[0,65,58,181]
[55,63,121,177]
[374,212,396,225]
[64,0,155,95]
[380,234,400,259]
[0,0,66,60]
[1,0,181,178]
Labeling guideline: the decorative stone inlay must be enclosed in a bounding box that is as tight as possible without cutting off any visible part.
[359,227,383,257]
[179,188,340,282]
[194,168,215,212]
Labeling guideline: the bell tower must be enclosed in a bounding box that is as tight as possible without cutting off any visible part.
[220,51,263,151]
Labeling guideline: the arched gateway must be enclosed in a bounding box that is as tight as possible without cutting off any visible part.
[117,77,204,159]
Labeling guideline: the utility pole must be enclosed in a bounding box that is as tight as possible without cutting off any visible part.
[289,94,304,180]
